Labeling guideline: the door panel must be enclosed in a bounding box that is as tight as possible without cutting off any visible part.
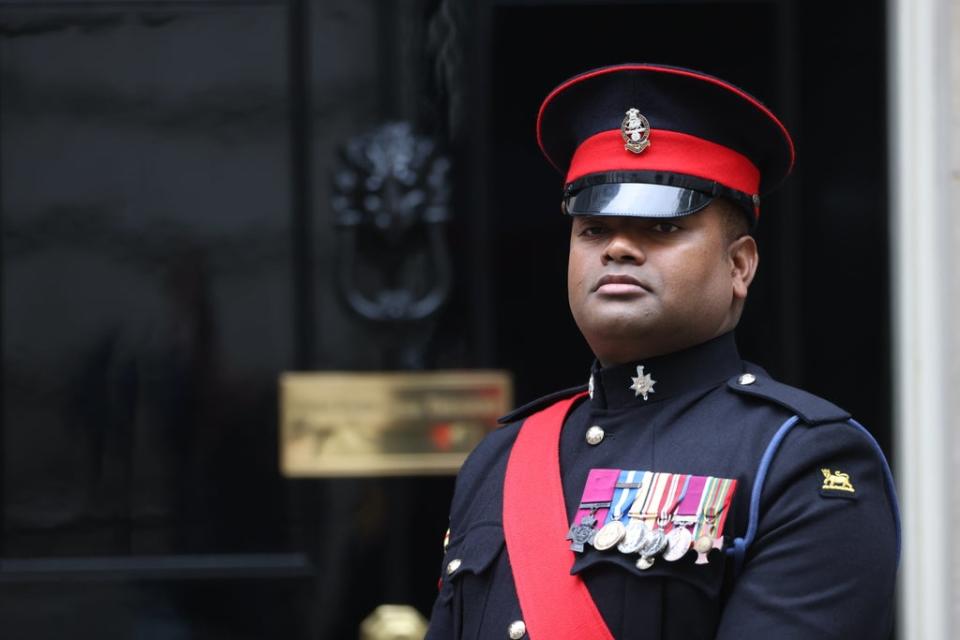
[0,4,311,636]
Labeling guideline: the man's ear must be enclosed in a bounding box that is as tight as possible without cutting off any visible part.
[729,235,759,300]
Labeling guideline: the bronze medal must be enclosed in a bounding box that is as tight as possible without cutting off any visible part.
[593,520,627,551]
[693,534,714,564]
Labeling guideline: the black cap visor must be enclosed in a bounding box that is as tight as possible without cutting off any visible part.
[563,183,713,218]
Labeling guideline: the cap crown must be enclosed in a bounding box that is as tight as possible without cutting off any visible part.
[537,64,795,205]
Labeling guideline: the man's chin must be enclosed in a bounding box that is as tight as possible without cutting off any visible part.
[578,316,663,347]
[580,305,661,332]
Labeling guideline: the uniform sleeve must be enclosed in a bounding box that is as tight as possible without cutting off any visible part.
[715,420,898,640]
[425,587,454,640]
[423,423,519,639]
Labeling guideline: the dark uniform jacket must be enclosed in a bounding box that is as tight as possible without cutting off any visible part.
[426,333,899,640]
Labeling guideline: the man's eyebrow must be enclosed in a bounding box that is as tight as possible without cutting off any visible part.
[576,215,602,224]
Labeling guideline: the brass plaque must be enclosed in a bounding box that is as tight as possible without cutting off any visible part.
[280,371,512,477]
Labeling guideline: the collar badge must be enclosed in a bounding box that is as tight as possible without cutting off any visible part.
[588,374,595,399]
[621,108,651,154]
[629,365,656,401]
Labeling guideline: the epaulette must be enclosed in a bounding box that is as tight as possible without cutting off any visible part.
[497,384,588,425]
[726,368,850,424]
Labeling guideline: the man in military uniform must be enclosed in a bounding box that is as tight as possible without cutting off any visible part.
[426,64,899,640]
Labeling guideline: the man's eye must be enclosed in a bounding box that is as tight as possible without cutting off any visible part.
[578,224,607,237]
[651,222,681,233]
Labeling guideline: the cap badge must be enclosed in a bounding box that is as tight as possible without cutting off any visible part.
[629,365,657,401]
[621,108,651,154]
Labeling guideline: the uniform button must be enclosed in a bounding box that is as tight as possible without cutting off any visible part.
[585,425,605,445]
[738,373,757,386]
[508,619,526,639]
[446,558,462,575]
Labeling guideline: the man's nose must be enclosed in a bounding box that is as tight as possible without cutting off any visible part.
[602,233,646,264]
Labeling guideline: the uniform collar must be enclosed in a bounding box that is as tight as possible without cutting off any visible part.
[588,332,743,410]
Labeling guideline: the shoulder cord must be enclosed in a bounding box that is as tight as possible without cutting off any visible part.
[726,416,901,579]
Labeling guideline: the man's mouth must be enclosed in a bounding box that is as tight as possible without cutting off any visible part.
[593,274,651,295]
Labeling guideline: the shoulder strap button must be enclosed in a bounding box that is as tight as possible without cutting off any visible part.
[446,558,462,575]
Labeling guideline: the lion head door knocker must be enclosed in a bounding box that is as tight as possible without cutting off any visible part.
[331,122,452,368]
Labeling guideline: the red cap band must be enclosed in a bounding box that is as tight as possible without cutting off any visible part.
[566,129,761,196]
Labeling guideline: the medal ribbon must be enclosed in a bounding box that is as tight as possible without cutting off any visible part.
[674,475,706,518]
[656,473,688,529]
[641,472,670,527]
[572,468,620,527]
[693,477,720,539]
[694,476,737,539]
[625,471,654,521]
[711,477,737,538]
[603,469,639,525]
[503,393,615,640]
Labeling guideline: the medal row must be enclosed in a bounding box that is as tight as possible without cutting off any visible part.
[566,469,737,570]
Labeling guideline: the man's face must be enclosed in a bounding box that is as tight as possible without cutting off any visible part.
[567,201,755,365]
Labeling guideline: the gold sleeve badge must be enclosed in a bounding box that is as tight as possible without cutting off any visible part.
[820,468,855,493]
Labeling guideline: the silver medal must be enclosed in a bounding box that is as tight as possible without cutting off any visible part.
[639,528,668,558]
[617,519,648,554]
[662,526,693,562]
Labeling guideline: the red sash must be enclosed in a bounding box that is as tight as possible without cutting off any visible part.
[502,393,614,640]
